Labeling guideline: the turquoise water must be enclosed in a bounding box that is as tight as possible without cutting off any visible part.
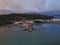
[0,23,60,45]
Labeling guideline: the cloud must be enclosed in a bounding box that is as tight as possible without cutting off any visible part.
[0,0,60,13]
[0,0,46,12]
[45,0,60,11]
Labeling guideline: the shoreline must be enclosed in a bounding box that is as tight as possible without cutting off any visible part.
[50,21,60,25]
[0,21,60,33]
[0,21,60,28]
[0,21,60,27]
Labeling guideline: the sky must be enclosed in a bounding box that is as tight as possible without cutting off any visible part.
[0,0,60,13]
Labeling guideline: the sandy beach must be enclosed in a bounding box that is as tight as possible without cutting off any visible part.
[0,24,14,33]
[0,24,23,33]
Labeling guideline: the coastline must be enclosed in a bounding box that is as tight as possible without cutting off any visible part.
[50,21,60,25]
[0,20,60,29]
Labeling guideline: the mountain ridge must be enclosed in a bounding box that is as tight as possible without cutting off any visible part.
[0,9,60,16]
[40,10,60,16]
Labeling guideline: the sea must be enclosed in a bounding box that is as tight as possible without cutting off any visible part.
[0,23,60,45]
[53,15,60,19]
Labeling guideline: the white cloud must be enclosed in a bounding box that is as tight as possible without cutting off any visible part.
[45,0,60,11]
[0,0,60,13]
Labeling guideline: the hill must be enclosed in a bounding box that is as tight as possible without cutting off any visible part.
[0,13,54,26]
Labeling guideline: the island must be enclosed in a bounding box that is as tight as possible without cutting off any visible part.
[0,13,54,26]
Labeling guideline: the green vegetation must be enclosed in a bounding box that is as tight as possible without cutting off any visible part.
[0,16,13,26]
[0,13,54,26]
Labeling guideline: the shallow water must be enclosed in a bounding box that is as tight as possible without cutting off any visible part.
[0,23,60,45]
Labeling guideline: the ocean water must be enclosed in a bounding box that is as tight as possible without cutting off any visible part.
[54,15,60,19]
[0,23,60,45]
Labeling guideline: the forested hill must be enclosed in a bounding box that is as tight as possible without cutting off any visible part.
[0,13,54,26]
[0,13,54,20]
